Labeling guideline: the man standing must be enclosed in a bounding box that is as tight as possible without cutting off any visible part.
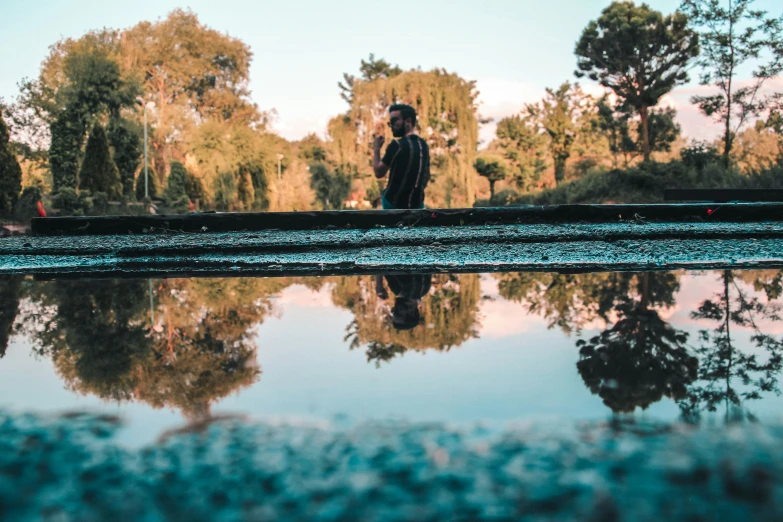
[373,104,430,209]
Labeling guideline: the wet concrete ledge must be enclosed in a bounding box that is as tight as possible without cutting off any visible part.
[2,203,783,277]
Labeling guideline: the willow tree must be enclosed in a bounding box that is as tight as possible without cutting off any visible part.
[575,1,699,161]
[348,68,481,207]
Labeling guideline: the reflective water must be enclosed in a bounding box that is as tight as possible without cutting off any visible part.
[2,270,783,445]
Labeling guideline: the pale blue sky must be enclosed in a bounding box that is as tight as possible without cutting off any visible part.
[1,0,780,143]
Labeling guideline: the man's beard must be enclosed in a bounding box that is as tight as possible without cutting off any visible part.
[392,126,405,138]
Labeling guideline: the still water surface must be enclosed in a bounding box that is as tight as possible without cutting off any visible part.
[2,270,783,445]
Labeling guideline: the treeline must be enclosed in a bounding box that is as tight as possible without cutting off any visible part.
[0,1,782,215]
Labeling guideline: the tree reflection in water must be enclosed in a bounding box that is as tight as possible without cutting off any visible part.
[20,277,290,419]
[333,273,482,366]
[0,276,22,359]
[679,270,783,422]
[11,269,783,422]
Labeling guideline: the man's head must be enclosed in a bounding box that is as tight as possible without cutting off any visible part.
[388,104,417,138]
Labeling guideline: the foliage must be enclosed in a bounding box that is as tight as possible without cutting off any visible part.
[338,53,402,104]
[680,0,783,164]
[13,186,42,221]
[309,162,351,210]
[52,187,91,216]
[49,109,85,191]
[0,115,21,213]
[79,123,122,199]
[135,165,160,200]
[343,63,481,207]
[512,160,783,205]
[165,161,189,203]
[92,191,109,213]
[575,1,699,160]
[492,114,548,192]
[526,82,588,184]
[473,154,507,199]
[107,116,142,197]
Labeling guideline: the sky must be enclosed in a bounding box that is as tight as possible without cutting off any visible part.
[0,0,780,146]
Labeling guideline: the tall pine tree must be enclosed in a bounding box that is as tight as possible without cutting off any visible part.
[79,123,122,199]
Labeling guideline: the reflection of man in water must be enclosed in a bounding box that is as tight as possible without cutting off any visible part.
[375,274,432,330]
[372,104,430,209]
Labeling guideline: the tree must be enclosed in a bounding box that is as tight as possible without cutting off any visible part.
[527,83,581,184]
[597,99,682,166]
[107,116,142,197]
[493,114,548,192]
[338,53,402,104]
[135,164,160,200]
[474,154,507,199]
[344,65,481,207]
[165,160,189,203]
[575,1,699,161]
[680,0,783,165]
[309,162,351,210]
[0,115,22,213]
[49,109,85,192]
[79,123,122,199]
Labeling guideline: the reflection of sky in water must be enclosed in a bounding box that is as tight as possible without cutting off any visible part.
[3,271,783,447]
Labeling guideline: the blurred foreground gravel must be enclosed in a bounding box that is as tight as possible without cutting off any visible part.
[1,410,782,521]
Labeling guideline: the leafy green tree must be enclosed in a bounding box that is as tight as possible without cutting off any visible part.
[597,97,636,167]
[236,167,255,210]
[493,114,548,192]
[49,109,85,192]
[241,162,268,211]
[0,115,21,213]
[681,0,783,165]
[135,164,160,200]
[527,83,581,184]
[597,100,682,166]
[474,154,507,199]
[185,170,206,205]
[107,116,142,197]
[309,162,351,210]
[79,122,122,199]
[165,160,189,203]
[213,171,238,210]
[575,1,699,161]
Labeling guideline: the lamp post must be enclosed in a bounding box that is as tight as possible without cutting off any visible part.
[135,97,155,199]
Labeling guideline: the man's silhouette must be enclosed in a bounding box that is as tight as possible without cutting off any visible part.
[372,104,430,209]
